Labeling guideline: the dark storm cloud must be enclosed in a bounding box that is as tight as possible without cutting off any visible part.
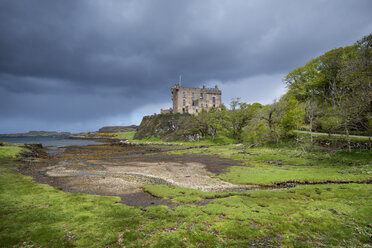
[0,0,371,132]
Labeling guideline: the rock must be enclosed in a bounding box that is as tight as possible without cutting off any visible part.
[19,143,45,159]
[237,151,260,155]
[24,143,43,149]
[267,160,283,166]
[20,151,39,158]
[329,208,338,215]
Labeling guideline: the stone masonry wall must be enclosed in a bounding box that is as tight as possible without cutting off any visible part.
[171,84,221,114]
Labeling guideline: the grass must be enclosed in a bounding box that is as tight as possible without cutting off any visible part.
[143,185,241,203]
[167,142,372,185]
[294,130,372,141]
[0,142,371,247]
[110,131,228,147]
[0,143,24,158]
[130,134,238,146]
[142,183,371,247]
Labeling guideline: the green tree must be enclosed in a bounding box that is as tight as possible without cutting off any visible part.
[319,115,343,136]
[195,109,209,137]
[281,96,305,135]
[304,94,318,145]
[284,34,371,151]
[229,99,263,140]
[208,105,231,140]
[243,99,286,144]
[243,119,270,145]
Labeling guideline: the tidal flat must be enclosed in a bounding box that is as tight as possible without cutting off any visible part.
[0,142,371,247]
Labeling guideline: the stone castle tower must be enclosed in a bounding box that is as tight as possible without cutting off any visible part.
[161,84,222,114]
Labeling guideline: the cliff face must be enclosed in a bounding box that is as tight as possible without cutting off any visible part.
[134,113,203,141]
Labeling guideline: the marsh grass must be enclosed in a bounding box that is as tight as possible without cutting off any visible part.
[143,185,241,203]
[167,142,372,185]
[0,142,24,158]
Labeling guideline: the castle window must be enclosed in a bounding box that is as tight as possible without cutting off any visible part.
[200,93,203,99]
[196,109,198,113]
[183,92,185,98]
[201,104,203,108]
[212,96,216,103]
[213,104,215,107]
[206,104,208,108]
[192,100,195,106]
[183,99,186,106]
[192,92,194,98]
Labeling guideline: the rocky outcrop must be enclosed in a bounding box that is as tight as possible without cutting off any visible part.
[18,143,46,159]
[134,113,204,141]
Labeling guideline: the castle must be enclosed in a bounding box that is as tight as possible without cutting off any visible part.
[161,84,222,114]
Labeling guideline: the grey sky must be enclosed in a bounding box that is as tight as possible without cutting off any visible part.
[0,0,371,133]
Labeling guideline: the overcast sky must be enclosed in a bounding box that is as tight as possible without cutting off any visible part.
[0,0,371,133]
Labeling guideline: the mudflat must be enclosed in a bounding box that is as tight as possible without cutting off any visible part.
[19,144,254,206]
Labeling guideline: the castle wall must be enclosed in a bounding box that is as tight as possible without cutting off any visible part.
[171,84,221,114]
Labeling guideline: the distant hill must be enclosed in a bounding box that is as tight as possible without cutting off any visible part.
[0,131,71,137]
[98,125,138,133]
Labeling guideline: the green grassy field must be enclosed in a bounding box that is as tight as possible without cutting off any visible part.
[167,143,372,185]
[112,131,237,146]
[0,141,371,247]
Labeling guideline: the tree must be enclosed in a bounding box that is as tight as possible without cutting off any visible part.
[243,99,286,144]
[330,34,371,151]
[281,96,305,135]
[243,119,269,145]
[229,99,263,140]
[319,115,342,136]
[208,105,231,140]
[284,34,371,151]
[305,97,318,144]
[195,109,209,137]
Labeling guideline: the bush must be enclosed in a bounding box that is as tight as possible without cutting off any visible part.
[319,116,343,134]
[243,120,270,144]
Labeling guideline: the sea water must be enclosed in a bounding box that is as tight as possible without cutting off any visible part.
[0,136,103,147]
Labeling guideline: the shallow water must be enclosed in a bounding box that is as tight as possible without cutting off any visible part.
[0,136,103,147]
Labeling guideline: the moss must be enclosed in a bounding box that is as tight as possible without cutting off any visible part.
[143,185,239,203]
